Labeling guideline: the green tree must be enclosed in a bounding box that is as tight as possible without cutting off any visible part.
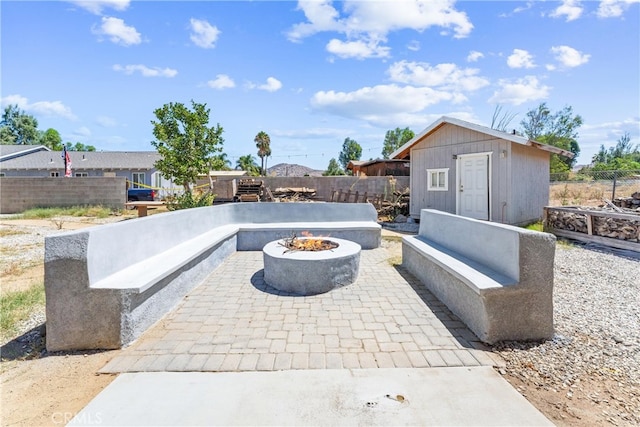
[39,128,64,150]
[0,126,16,144]
[65,141,96,151]
[236,154,260,176]
[520,103,582,173]
[0,105,39,145]
[150,100,224,193]
[255,131,271,176]
[212,152,232,170]
[382,127,415,159]
[590,132,640,171]
[323,158,345,176]
[338,137,362,171]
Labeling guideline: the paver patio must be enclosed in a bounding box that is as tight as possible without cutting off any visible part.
[101,247,501,374]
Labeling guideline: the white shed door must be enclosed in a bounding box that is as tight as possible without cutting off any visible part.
[458,154,489,220]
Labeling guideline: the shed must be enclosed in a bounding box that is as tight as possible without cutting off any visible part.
[346,159,410,177]
[391,116,573,225]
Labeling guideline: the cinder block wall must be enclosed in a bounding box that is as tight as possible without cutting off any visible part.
[208,176,410,201]
[0,177,126,214]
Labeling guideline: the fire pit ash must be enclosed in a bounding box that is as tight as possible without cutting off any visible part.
[278,233,339,252]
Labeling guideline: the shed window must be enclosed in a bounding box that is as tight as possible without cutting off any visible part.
[427,168,448,191]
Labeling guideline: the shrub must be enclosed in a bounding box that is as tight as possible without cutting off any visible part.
[166,190,215,211]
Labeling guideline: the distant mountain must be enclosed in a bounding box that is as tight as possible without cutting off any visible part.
[267,163,324,177]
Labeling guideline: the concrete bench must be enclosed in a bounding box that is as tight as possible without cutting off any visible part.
[402,209,555,344]
[45,202,381,351]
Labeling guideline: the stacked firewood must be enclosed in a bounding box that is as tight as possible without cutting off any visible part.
[547,210,589,233]
[612,192,640,210]
[593,216,640,241]
[376,188,410,218]
[546,207,640,242]
[271,187,317,202]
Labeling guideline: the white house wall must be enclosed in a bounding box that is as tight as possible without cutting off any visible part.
[409,124,510,222]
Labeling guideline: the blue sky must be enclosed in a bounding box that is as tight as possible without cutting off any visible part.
[2,0,639,170]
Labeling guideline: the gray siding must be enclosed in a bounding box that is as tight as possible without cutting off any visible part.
[408,123,549,225]
[409,124,509,220]
[509,144,550,225]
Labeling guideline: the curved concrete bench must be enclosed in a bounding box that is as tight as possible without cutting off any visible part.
[45,203,381,351]
[402,209,555,344]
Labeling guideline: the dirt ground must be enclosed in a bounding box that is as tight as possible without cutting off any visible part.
[0,218,628,426]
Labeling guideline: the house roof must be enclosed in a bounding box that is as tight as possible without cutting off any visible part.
[0,144,51,161]
[0,150,160,171]
[390,116,575,160]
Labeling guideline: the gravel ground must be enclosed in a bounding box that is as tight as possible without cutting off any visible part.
[493,242,640,425]
[3,219,639,425]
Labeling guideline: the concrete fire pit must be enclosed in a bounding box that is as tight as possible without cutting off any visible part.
[263,237,361,295]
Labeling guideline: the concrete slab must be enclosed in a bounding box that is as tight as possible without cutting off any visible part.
[70,367,552,426]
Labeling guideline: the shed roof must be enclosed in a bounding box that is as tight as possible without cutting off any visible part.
[390,116,575,160]
[0,150,160,171]
[346,158,408,170]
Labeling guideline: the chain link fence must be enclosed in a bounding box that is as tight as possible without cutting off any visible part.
[549,170,640,206]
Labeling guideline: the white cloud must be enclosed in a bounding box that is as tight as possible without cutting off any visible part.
[271,128,347,139]
[500,2,534,17]
[387,61,489,92]
[1,94,77,120]
[189,18,220,49]
[576,117,640,161]
[507,49,536,69]
[467,50,484,62]
[326,38,390,59]
[550,45,590,67]
[407,40,420,52]
[310,84,455,127]
[92,16,141,46]
[96,116,117,127]
[287,0,473,59]
[246,77,283,92]
[72,126,92,138]
[288,0,343,41]
[207,74,235,90]
[597,0,640,18]
[550,0,583,21]
[489,76,550,106]
[113,64,178,77]
[67,0,130,15]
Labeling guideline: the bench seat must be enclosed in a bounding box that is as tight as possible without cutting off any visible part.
[92,225,239,292]
[236,221,381,250]
[403,236,516,293]
[402,209,555,344]
[45,202,382,351]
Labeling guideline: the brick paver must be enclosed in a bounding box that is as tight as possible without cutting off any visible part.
[101,248,498,373]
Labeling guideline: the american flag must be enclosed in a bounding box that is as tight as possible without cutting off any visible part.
[62,146,72,177]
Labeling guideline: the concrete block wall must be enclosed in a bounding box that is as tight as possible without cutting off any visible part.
[208,176,410,201]
[0,177,126,214]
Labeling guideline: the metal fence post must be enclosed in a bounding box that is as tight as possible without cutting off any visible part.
[612,170,617,200]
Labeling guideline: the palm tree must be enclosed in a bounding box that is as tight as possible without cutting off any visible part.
[254,131,271,176]
[212,153,232,170]
[236,154,260,176]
